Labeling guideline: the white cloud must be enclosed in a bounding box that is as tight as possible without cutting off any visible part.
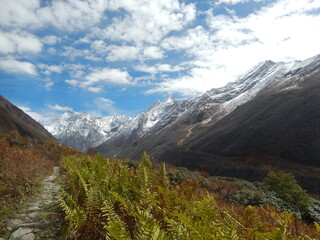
[44,81,54,90]
[47,47,57,55]
[90,41,166,62]
[91,0,196,44]
[0,58,37,75]
[216,0,263,5]
[103,44,164,62]
[0,0,108,31]
[143,46,164,59]
[42,35,60,45]
[2,0,320,100]
[0,0,40,28]
[106,45,140,62]
[19,106,46,122]
[85,68,133,86]
[150,0,320,96]
[61,46,102,61]
[65,79,80,86]
[38,64,62,75]
[87,86,103,93]
[0,31,42,54]
[145,67,224,96]
[65,68,133,92]
[91,40,108,53]
[135,65,157,74]
[158,64,183,72]
[18,105,58,125]
[95,97,117,115]
[37,0,108,31]
[135,63,183,74]
[96,97,115,105]
[63,64,86,78]
[161,26,213,58]
[47,104,73,111]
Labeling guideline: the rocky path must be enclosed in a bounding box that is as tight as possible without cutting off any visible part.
[1,167,61,240]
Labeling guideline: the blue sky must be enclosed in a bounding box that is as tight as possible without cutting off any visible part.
[0,0,320,125]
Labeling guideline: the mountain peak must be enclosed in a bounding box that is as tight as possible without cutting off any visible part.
[47,54,320,154]
[47,111,131,151]
[164,94,175,103]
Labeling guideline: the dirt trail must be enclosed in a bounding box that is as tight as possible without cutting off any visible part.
[178,124,196,147]
[1,167,61,240]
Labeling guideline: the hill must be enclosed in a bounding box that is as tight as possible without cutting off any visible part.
[0,95,55,141]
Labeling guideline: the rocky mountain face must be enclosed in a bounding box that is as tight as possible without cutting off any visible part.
[96,54,320,155]
[94,54,320,194]
[46,111,132,151]
[47,54,320,193]
[49,54,320,154]
[0,95,55,141]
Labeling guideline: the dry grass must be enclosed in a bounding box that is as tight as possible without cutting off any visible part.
[0,131,80,234]
[218,201,320,239]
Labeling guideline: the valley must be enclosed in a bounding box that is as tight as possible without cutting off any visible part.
[44,54,320,194]
[2,0,320,238]
[1,54,320,239]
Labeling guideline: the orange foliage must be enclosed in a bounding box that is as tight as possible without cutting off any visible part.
[0,132,81,231]
[217,201,320,239]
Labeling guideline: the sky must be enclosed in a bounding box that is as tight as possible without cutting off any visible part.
[0,0,320,125]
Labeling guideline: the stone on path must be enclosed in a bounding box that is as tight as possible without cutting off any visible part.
[21,233,35,240]
[2,166,61,240]
[9,227,33,240]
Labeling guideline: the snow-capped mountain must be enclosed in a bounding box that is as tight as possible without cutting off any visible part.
[118,95,195,138]
[192,54,320,120]
[47,54,320,195]
[46,97,194,151]
[95,53,320,158]
[46,111,132,151]
[47,54,320,152]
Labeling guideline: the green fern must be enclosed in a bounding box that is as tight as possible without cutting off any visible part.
[102,198,131,240]
[59,153,319,240]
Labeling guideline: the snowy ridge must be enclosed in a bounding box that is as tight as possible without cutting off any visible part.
[118,94,193,138]
[201,54,320,115]
[47,111,132,151]
[47,54,320,151]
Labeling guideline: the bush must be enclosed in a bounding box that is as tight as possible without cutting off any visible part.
[0,132,80,234]
[59,153,320,239]
[263,171,312,216]
[307,199,320,224]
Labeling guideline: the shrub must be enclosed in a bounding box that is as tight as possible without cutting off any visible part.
[0,132,80,235]
[263,171,312,216]
[59,153,320,239]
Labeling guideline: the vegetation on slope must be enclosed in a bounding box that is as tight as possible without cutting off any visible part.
[60,152,320,239]
[0,131,79,234]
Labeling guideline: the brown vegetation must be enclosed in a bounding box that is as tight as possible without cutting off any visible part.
[0,131,80,234]
[59,153,320,239]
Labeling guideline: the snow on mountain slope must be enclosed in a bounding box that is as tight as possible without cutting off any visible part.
[116,95,195,138]
[47,54,320,152]
[196,54,320,119]
[47,111,131,151]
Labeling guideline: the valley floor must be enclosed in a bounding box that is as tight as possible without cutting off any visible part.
[1,167,61,240]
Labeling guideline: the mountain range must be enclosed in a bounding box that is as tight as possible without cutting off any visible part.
[47,111,131,151]
[46,54,320,193]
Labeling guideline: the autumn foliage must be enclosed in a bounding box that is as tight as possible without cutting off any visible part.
[0,131,79,231]
[60,152,320,239]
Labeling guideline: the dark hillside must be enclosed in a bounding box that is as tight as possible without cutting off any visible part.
[95,70,320,194]
[188,71,320,167]
[0,95,55,141]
